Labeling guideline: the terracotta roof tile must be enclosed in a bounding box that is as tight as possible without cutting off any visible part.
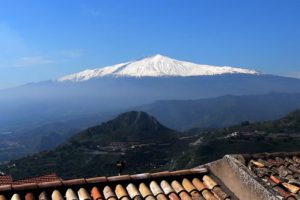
[63,178,86,186]
[130,173,151,180]
[38,191,49,200]
[25,193,35,200]
[0,185,12,193]
[65,188,78,200]
[11,193,21,200]
[103,186,116,200]
[12,183,38,191]
[149,181,164,196]
[202,175,218,190]
[38,180,62,188]
[115,184,128,199]
[85,177,107,184]
[90,187,103,200]
[160,180,175,195]
[0,176,12,186]
[201,189,218,200]
[138,183,153,198]
[0,195,6,200]
[13,173,60,185]
[192,178,207,192]
[0,167,234,200]
[126,183,141,199]
[107,175,130,182]
[245,152,300,199]
[51,190,63,200]
[78,188,91,200]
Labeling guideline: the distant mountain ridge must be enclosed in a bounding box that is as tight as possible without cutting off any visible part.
[58,54,259,81]
[137,93,300,130]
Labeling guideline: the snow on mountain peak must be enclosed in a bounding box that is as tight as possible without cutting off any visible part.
[58,54,259,82]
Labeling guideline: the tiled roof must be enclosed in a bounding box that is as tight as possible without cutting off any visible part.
[4,152,300,200]
[0,174,60,186]
[0,168,234,200]
[246,153,300,200]
[0,176,12,186]
[12,174,61,185]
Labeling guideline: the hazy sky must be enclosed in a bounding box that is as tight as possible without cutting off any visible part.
[0,0,299,89]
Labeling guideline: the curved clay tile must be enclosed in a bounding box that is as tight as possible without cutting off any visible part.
[171,181,192,200]
[126,183,142,200]
[149,181,163,196]
[103,186,117,200]
[201,190,217,200]
[11,194,21,200]
[160,180,180,200]
[39,191,49,200]
[202,175,218,190]
[149,181,168,200]
[51,190,64,200]
[192,178,207,192]
[171,180,185,193]
[182,179,203,200]
[139,183,155,200]
[115,184,129,200]
[168,193,181,200]
[78,188,91,200]
[66,188,79,200]
[182,179,196,193]
[91,187,103,200]
[160,180,175,195]
[25,193,35,200]
[0,195,7,200]
[212,186,230,200]
[282,182,300,194]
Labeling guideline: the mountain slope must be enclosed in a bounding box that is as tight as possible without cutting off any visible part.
[137,93,300,130]
[1,112,190,179]
[178,109,300,167]
[2,110,300,179]
[58,54,259,81]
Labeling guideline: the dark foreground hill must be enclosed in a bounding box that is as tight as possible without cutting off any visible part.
[2,110,300,179]
[0,112,193,179]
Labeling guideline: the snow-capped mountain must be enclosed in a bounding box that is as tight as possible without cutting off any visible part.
[58,54,259,82]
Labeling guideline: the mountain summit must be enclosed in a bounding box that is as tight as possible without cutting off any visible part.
[58,54,259,82]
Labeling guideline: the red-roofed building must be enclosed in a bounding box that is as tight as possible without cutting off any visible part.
[0,173,60,186]
[0,175,12,185]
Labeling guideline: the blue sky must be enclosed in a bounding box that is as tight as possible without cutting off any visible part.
[0,0,299,89]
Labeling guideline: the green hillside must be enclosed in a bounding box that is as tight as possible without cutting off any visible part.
[2,110,300,180]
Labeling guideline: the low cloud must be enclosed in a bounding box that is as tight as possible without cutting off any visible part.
[285,71,300,79]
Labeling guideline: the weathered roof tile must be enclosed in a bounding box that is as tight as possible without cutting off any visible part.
[90,187,103,200]
[78,188,91,200]
[38,191,49,200]
[149,181,164,197]
[11,194,21,200]
[126,183,141,199]
[103,186,115,200]
[115,184,129,199]
[138,183,153,198]
[65,188,78,200]
[51,190,64,200]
